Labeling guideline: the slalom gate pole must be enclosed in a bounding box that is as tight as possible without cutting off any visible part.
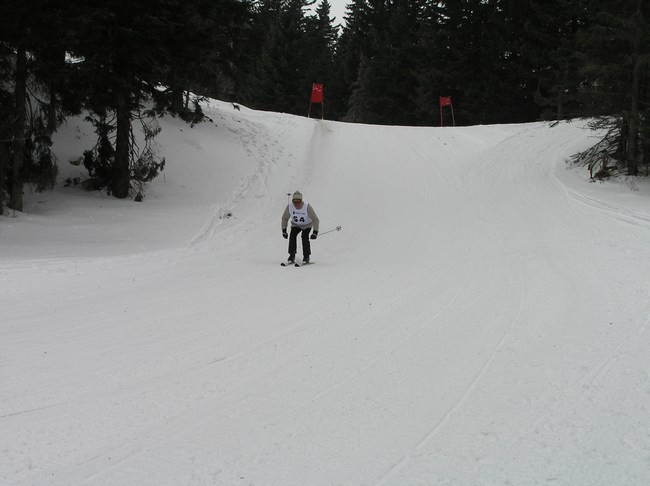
[318,226,342,236]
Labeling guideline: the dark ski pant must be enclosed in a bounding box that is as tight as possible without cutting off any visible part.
[288,226,312,259]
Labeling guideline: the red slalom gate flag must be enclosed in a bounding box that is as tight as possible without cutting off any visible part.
[439,95,455,126]
[311,83,324,103]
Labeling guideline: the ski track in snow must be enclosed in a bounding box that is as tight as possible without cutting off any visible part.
[2,103,650,485]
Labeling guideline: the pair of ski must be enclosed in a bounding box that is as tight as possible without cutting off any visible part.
[281,260,313,267]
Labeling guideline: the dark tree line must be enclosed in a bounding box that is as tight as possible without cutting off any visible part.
[1,0,648,212]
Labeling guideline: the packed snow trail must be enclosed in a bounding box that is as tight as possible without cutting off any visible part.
[2,102,650,485]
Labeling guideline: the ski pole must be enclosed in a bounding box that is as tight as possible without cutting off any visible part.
[318,226,342,236]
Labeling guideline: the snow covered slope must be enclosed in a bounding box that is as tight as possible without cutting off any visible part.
[2,100,650,485]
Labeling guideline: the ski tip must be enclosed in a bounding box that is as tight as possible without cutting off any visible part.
[281,260,313,267]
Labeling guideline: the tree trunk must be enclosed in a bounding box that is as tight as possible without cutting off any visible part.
[0,139,8,214]
[10,45,27,211]
[625,0,646,176]
[171,87,184,114]
[113,91,131,198]
[626,59,639,176]
[45,46,65,134]
[616,117,629,161]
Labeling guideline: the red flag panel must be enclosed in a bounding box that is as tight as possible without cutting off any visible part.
[439,96,452,107]
[311,83,324,103]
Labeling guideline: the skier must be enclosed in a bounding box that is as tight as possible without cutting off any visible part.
[281,190,320,265]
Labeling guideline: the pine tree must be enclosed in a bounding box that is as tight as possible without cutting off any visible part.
[66,0,245,198]
[0,0,74,211]
[155,0,252,114]
[303,1,339,118]
[357,0,428,125]
[333,0,373,121]
[578,0,650,175]
[525,0,591,120]
[241,0,341,117]
[244,0,306,113]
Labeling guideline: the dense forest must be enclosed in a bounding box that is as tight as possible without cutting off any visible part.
[1,0,648,210]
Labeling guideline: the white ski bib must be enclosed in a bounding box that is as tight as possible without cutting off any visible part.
[289,201,312,228]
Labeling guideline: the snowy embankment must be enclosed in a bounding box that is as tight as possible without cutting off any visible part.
[2,100,650,485]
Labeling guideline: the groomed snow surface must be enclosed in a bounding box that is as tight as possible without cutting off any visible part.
[2,100,650,485]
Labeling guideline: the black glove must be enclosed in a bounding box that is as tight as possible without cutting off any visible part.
[282,229,288,239]
[310,230,318,240]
